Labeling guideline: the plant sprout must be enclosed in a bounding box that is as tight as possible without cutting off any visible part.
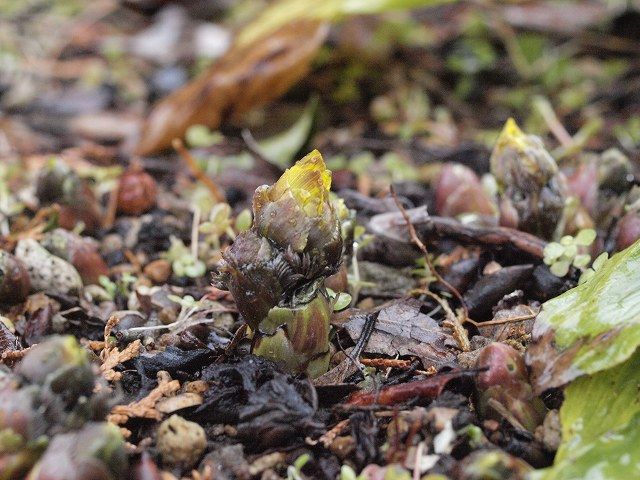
[199,203,236,250]
[543,229,596,277]
[98,273,137,300]
[163,236,206,278]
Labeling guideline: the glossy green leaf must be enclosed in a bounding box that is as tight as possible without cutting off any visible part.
[530,350,640,480]
[527,240,640,393]
[332,292,352,311]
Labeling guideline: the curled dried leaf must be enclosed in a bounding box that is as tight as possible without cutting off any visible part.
[136,20,328,155]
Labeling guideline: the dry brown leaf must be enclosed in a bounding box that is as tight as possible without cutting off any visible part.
[109,371,180,424]
[136,20,328,155]
[343,298,458,367]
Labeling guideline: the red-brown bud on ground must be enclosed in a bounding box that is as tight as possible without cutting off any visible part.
[116,165,158,216]
[616,212,640,251]
[565,162,598,214]
[0,251,31,304]
[435,163,496,218]
[476,343,546,432]
[42,229,109,285]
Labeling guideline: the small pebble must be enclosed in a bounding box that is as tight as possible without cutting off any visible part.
[15,239,83,295]
[143,259,171,284]
[157,414,206,469]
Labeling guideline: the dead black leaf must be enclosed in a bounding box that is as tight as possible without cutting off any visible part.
[195,355,324,449]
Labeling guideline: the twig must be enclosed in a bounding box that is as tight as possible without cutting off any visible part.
[351,312,378,359]
[190,205,201,260]
[103,180,119,229]
[360,358,412,369]
[390,186,469,320]
[469,308,539,327]
[423,290,470,352]
[370,206,547,258]
[315,419,350,448]
[413,441,425,480]
[172,138,225,203]
[224,323,248,356]
[1,345,34,363]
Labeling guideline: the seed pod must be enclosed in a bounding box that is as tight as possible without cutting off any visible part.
[0,385,49,480]
[490,119,567,239]
[0,384,47,441]
[476,343,546,433]
[116,165,158,216]
[0,251,31,304]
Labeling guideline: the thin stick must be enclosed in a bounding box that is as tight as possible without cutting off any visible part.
[469,308,539,327]
[360,358,412,369]
[190,205,201,260]
[172,138,225,203]
[390,186,469,320]
[224,323,248,356]
[370,208,547,258]
[103,181,119,229]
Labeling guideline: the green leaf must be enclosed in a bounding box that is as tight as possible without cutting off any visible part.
[185,125,223,148]
[563,244,577,259]
[237,0,456,47]
[592,252,609,271]
[559,235,574,246]
[527,241,640,393]
[530,350,640,480]
[252,96,319,170]
[332,292,352,311]
[574,228,596,246]
[235,209,253,233]
[549,259,571,277]
[543,242,565,262]
[293,453,311,471]
[572,253,591,268]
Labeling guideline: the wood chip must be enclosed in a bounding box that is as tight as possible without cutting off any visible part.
[156,392,203,414]
[109,371,180,424]
[100,339,142,381]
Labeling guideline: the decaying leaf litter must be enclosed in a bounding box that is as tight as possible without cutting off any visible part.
[2,0,640,479]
